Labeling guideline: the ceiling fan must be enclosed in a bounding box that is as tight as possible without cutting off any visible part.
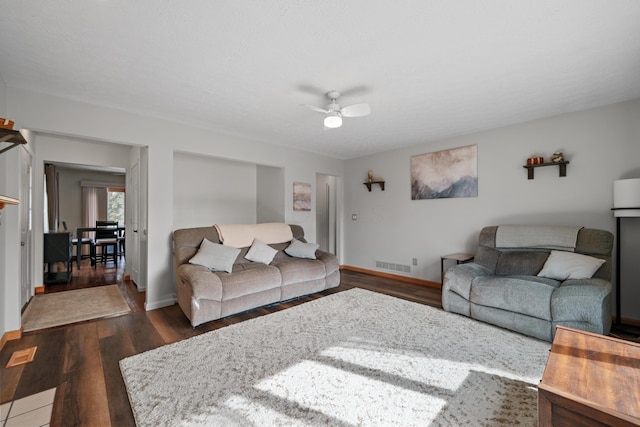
[301,90,371,129]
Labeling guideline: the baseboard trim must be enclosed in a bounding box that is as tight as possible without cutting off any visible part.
[145,296,176,311]
[1,327,23,350]
[340,265,441,289]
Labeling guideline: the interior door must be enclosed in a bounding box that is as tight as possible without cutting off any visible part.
[20,148,32,306]
[129,160,140,287]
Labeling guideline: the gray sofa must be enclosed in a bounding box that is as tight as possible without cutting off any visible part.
[442,225,613,341]
[173,224,340,327]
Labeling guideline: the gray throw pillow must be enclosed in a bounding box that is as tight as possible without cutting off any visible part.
[245,239,278,264]
[189,238,240,273]
[285,238,319,260]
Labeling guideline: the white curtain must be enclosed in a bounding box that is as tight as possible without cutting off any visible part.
[82,187,108,230]
[81,186,107,255]
[44,164,58,231]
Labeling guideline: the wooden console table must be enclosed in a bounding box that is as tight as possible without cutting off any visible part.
[538,326,640,426]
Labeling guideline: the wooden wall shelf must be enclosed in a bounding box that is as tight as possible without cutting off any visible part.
[0,195,20,209]
[0,128,28,155]
[364,181,385,191]
[523,161,569,180]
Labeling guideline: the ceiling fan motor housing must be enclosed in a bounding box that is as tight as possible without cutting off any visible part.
[326,102,341,113]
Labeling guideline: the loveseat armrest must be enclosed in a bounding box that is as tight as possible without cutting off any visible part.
[442,263,492,312]
[551,278,612,336]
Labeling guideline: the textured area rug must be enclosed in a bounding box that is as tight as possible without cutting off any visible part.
[22,285,130,332]
[120,289,551,426]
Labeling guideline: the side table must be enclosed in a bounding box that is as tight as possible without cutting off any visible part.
[539,326,640,426]
[440,253,474,283]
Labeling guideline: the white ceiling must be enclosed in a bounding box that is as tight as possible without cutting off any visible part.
[1,1,639,159]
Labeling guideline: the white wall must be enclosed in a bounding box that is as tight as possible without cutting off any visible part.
[0,75,9,336]
[173,152,257,229]
[344,99,640,320]
[256,165,285,224]
[0,145,22,335]
[1,76,27,336]
[4,87,343,319]
[0,75,6,114]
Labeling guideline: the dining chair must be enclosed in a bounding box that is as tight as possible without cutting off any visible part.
[94,220,119,267]
[62,221,94,267]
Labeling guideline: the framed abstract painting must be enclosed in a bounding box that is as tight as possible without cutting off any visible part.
[410,145,478,200]
[293,182,312,211]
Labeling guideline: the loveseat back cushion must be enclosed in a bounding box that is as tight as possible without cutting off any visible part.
[495,251,549,276]
[474,246,500,272]
[575,229,613,280]
[478,226,613,280]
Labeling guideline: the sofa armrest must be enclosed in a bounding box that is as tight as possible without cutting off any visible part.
[177,264,223,301]
[316,250,339,275]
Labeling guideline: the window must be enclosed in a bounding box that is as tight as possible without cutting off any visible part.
[108,189,125,225]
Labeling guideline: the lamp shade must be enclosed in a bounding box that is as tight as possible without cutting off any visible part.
[613,178,640,217]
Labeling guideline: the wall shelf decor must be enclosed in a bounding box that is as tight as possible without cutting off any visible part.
[363,181,385,191]
[523,161,569,180]
[0,195,20,209]
[0,128,27,155]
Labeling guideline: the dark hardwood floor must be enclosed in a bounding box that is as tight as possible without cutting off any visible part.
[0,260,442,427]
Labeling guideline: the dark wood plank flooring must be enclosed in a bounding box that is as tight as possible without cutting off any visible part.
[1,260,442,427]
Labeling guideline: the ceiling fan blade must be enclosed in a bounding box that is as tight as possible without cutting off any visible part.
[341,103,371,118]
[301,104,329,114]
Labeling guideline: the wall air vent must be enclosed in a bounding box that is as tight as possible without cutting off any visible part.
[375,260,411,273]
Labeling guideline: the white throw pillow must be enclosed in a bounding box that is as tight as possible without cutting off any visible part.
[537,250,605,280]
[245,239,278,264]
[189,238,240,273]
[285,238,319,260]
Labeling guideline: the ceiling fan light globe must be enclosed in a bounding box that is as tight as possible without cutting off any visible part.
[324,113,342,128]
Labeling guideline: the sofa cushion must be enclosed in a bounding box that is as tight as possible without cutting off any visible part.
[274,258,326,286]
[218,263,282,300]
[470,275,560,321]
[188,238,241,273]
[538,250,606,280]
[245,239,278,264]
[495,251,549,276]
[285,239,319,259]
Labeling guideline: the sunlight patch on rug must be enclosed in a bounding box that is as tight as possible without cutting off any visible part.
[254,360,446,425]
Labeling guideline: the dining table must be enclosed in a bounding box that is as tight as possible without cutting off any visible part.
[75,226,125,268]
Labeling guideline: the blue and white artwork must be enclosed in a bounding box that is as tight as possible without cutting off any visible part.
[411,145,478,200]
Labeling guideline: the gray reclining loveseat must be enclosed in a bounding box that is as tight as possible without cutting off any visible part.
[442,225,613,341]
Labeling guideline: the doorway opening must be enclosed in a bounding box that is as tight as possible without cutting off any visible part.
[315,173,337,254]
